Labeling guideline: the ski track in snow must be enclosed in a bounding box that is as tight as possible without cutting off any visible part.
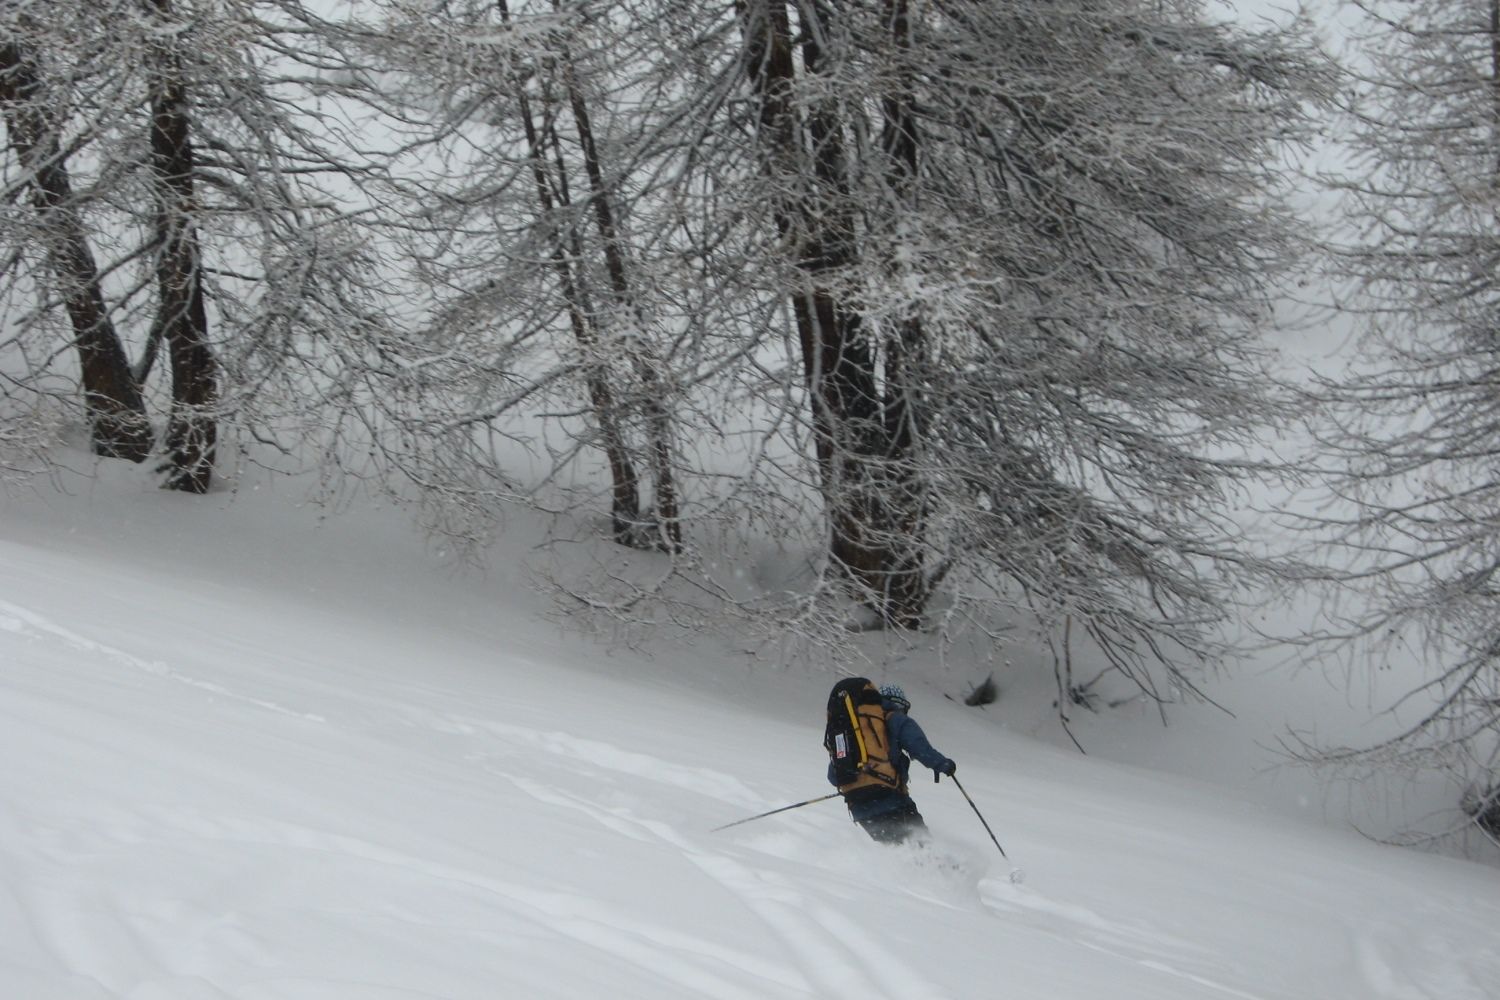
[391,702,957,1000]
[480,715,1294,1000]
[1,609,804,998]
[495,763,953,1000]
[437,711,944,999]
[407,707,767,812]
[0,598,325,724]
[976,879,1265,999]
[7,680,903,999]
[1352,907,1500,1000]
[979,875,1500,1000]
[11,800,807,1000]
[978,878,1206,962]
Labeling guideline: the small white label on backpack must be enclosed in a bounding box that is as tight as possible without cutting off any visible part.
[834,734,848,758]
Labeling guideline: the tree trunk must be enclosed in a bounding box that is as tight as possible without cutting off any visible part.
[0,39,152,461]
[556,41,683,552]
[1491,0,1500,175]
[497,0,645,546]
[743,0,925,625]
[871,0,928,624]
[144,0,218,493]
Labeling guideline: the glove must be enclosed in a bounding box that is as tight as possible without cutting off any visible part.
[941,759,957,777]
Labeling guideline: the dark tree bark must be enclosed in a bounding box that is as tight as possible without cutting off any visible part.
[497,0,646,547]
[556,37,683,553]
[143,0,218,493]
[743,0,925,625]
[870,0,929,622]
[0,38,152,462]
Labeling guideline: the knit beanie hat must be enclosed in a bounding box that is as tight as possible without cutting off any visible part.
[879,683,911,711]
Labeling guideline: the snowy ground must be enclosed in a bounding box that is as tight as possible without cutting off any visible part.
[3,461,1498,999]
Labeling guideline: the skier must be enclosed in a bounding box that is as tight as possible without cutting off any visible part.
[829,683,956,844]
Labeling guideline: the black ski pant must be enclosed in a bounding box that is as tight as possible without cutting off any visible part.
[854,795,928,845]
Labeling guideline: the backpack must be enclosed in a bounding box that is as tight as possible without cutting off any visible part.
[824,677,903,795]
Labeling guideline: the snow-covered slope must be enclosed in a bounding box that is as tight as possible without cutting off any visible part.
[3,467,1497,999]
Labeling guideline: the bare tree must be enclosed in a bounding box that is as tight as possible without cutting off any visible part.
[1,11,152,462]
[728,0,1333,711]
[1301,0,1500,846]
[740,0,927,627]
[2,1,396,494]
[499,0,649,547]
[349,0,693,553]
[532,0,683,550]
[142,0,218,493]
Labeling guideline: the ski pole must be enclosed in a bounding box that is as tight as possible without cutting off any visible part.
[710,792,841,832]
[950,775,1007,857]
[951,775,1026,883]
